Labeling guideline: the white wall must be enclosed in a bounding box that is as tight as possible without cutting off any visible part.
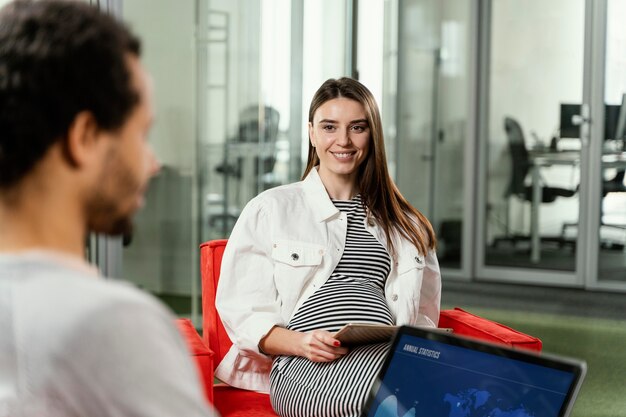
[606,0,626,103]
[490,0,584,146]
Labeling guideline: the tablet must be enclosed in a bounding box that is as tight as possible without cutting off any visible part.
[333,323,452,345]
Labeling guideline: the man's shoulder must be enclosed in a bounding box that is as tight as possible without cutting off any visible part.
[64,276,171,327]
[13,266,171,340]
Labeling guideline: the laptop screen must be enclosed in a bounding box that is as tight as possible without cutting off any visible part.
[362,327,586,417]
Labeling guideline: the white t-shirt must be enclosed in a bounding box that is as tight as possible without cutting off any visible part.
[0,250,216,417]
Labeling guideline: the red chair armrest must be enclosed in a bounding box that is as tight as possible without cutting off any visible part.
[175,318,215,403]
[439,308,542,352]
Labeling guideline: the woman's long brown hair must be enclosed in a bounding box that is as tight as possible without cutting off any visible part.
[303,77,436,255]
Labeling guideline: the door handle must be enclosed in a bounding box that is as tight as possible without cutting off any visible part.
[572,104,591,147]
[571,114,590,126]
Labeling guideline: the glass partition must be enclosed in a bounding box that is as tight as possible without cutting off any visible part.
[388,0,472,271]
[483,0,585,274]
[119,0,348,320]
[121,0,198,313]
[597,0,626,287]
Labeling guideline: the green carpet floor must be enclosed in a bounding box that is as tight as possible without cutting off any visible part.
[449,306,626,417]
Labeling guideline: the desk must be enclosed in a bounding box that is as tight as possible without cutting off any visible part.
[529,150,626,263]
[528,151,579,263]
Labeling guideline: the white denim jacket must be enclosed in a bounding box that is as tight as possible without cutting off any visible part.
[215,168,441,393]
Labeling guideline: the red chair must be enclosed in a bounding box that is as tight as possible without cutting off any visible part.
[179,239,542,417]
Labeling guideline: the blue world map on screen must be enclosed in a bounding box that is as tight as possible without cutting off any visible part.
[373,389,535,417]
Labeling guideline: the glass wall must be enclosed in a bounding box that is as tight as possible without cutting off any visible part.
[121,0,198,312]
[598,0,626,286]
[389,0,472,271]
[119,0,349,319]
[113,0,625,306]
[483,0,585,273]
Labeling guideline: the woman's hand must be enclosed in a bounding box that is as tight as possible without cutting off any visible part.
[259,326,349,362]
[297,330,349,362]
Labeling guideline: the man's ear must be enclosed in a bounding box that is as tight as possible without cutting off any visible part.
[63,111,100,168]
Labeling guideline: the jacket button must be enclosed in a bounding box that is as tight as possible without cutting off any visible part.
[291,253,299,261]
[391,294,398,301]
[368,219,375,226]
[318,249,324,255]
[415,256,422,264]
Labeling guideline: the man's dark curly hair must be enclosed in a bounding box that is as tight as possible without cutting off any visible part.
[0,0,141,189]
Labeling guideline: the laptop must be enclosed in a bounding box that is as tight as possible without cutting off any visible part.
[361,326,587,417]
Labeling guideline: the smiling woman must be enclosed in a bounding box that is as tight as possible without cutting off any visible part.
[215,77,441,417]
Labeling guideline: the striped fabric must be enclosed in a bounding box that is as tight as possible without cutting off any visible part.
[270,195,393,417]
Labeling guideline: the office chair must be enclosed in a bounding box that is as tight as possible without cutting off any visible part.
[561,168,626,248]
[603,168,626,244]
[600,169,626,242]
[173,239,541,415]
[603,169,626,195]
[212,105,280,234]
[494,117,577,248]
[215,105,280,178]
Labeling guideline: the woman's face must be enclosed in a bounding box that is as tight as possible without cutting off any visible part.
[309,97,370,186]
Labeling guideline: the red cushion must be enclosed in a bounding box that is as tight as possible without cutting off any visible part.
[175,318,215,403]
[213,386,277,417]
[200,240,233,367]
[439,308,542,351]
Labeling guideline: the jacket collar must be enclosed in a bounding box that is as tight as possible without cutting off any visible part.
[302,167,341,223]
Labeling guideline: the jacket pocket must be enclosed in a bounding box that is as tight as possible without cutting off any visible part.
[272,240,324,267]
[271,240,325,310]
[388,249,427,325]
[396,251,426,275]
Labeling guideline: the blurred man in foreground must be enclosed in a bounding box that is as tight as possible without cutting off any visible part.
[0,1,215,415]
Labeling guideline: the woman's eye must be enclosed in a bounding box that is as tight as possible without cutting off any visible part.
[351,125,366,132]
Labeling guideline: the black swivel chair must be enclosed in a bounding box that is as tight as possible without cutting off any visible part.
[603,169,626,195]
[494,117,577,248]
[216,105,280,179]
[560,152,626,248]
[212,105,280,234]
[564,167,626,247]
[601,169,626,247]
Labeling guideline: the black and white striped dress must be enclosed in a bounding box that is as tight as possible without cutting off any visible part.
[270,195,393,417]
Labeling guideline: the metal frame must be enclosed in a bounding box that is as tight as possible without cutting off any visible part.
[474,0,493,283]
[288,0,305,182]
[441,0,480,281]
[193,0,220,326]
[87,0,124,280]
[393,0,405,182]
[579,0,603,289]
[346,0,359,79]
